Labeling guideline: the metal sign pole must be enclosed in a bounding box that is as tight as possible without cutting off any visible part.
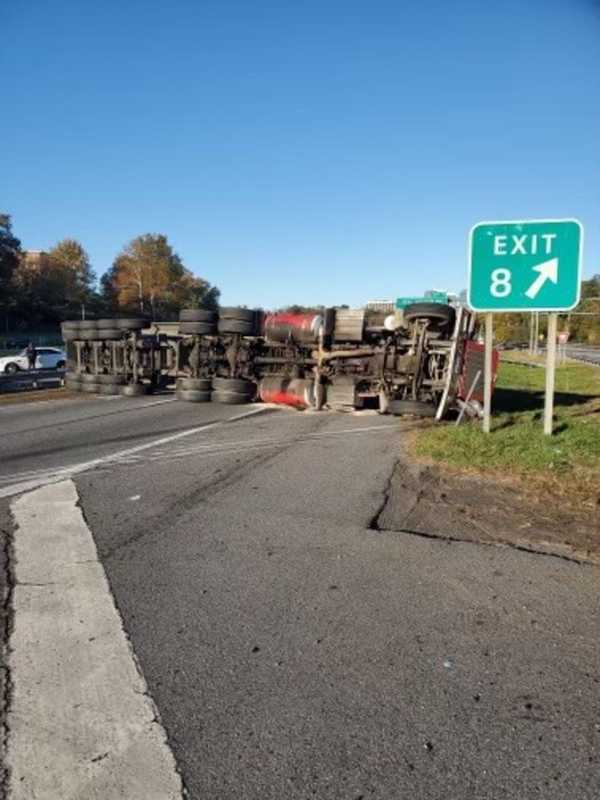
[483,312,493,433]
[544,313,558,435]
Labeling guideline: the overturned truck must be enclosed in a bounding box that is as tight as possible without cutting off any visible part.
[61,301,483,418]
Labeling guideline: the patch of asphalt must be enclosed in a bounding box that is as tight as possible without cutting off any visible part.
[375,455,600,565]
[75,411,600,799]
[0,499,15,797]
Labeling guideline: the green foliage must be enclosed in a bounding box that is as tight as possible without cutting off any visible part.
[105,233,219,319]
[415,362,600,492]
[0,214,22,314]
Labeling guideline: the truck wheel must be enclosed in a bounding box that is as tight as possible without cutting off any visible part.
[99,383,122,395]
[120,383,148,397]
[116,318,146,331]
[212,377,255,393]
[219,307,256,322]
[177,377,212,391]
[403,303,455,329]
[179,309,217,323]
[389,399,436,417]
[97,373,125,385]
[179,321,217,335]
[176,389,212,403]
[212,390,252,405]
[217,318,256,336]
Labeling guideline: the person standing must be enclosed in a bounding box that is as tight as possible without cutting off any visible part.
[26,342,37,370]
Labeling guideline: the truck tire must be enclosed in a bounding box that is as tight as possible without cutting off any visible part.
[212,377,255,393]
[81,373,99,384]
[217,318,256,336]
[99,383,122,395]
[389,399,436,417]
[403,303,455,328]
[120,383,148,397]
[81,383,101,393]
[65,375,82,391]
[98,328,122,340]
[97,373,125,385]
[179,321,216,335]
[177,377,212,391]
[219,307,256,322]
[176,389,212,403]
[179,309,217,323]
[79,329,100,340]
[116,318,146,331]
[212,390,252,405]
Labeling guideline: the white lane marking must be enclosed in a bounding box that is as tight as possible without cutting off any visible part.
[8,480,183,799]
[0,405,269,498]
[129,494,141,501]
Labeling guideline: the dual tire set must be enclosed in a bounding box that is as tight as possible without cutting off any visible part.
[62,318,146,342]
[179,308,259,337]
[64,372,148,396]
[176,376,256,404]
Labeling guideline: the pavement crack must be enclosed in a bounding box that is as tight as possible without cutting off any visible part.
[367,457,402,531]
[374,524,589,565]
[0,507,17,797]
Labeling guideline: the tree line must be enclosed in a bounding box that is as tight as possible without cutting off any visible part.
[489,275,600,344]
[0,214,219,329]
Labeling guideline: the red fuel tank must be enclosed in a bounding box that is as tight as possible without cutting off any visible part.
[263,312,323,344]
[259,376,314,408]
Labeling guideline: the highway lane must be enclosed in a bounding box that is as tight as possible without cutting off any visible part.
[0,393,264,491]
[1,397,599,798]
[563,345,600,365]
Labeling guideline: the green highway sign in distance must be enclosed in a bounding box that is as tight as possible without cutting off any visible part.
[468,219,583,312]
[396,292,448,309]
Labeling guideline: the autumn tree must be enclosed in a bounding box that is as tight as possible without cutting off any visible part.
[104,234,219,319]
[11,238,97,324]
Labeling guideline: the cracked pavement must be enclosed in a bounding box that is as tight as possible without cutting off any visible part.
[0,395,599,798]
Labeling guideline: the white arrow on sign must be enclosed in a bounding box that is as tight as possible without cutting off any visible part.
[525,257,559,300]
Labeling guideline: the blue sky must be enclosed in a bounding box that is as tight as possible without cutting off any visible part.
[3,0,599,308]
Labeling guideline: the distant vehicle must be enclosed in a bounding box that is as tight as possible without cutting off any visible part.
[0,347,66,374]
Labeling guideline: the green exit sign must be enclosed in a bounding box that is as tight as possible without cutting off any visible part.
[396,292,448,309]
[468,219,583,312]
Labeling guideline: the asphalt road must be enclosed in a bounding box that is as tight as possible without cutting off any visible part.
[563,344,600,365]
[1,394,599,798]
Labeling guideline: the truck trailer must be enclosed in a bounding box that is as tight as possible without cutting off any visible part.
[61,301,488,419]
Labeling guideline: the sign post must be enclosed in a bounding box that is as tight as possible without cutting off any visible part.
[483,313,493,433]
[544,314,558,435]
[468,219,583,435]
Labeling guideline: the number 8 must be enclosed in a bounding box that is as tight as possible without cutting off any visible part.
[491,268,511,298]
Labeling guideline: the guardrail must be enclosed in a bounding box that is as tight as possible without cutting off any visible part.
[0,369,66,394]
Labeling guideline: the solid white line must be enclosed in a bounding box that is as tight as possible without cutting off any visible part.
[0,405,270,498]
[8,480,183,799]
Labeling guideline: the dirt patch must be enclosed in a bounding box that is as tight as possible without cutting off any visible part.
[377,454,600,565]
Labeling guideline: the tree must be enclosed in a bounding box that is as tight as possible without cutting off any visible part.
[105,234,219,319]
[0,214,21,315]
[47,239,97,314]
[11,238,97,324]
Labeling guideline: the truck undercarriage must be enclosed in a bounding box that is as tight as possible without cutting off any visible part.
[62,302,480,418]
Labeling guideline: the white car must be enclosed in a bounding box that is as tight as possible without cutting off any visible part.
[0,347,66,374]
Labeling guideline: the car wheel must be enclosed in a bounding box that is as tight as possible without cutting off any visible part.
[4,363,19,374]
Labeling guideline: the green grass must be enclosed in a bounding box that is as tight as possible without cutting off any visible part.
[415,361,600,496]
